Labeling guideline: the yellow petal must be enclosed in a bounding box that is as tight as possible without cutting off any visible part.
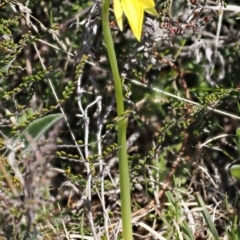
[122,0,144,41]
[145,7,158,16]
[138,0,158,16]
[138,0,156,9]
[114,0,123,30]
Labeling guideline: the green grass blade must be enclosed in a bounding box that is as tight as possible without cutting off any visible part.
[180,220,195,240]
[195,192,220,240]
[14,113,63,150]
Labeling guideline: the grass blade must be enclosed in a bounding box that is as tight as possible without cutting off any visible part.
[195,192,220,240]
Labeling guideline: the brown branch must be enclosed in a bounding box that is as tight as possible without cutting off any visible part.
[154,51,191,101]
[61,6,92,32]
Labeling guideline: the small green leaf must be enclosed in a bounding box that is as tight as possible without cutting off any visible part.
[236,128,240,137]
[230,164,240,179]
[236,12,240,20]
[14,113,63,150]
[0,56,15,73]
[236,128,240,158]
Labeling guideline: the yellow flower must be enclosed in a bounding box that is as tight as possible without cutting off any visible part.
[114,0,158,41]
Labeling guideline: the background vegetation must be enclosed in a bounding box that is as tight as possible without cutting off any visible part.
[1,0,240,239]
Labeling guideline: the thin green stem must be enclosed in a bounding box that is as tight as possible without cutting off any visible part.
[237,128,240,159]
[102,1,133,239]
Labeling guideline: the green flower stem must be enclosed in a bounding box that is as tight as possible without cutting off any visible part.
[102,1,133,239]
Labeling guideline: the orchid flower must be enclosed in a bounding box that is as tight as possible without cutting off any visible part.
[113,0,158,41]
